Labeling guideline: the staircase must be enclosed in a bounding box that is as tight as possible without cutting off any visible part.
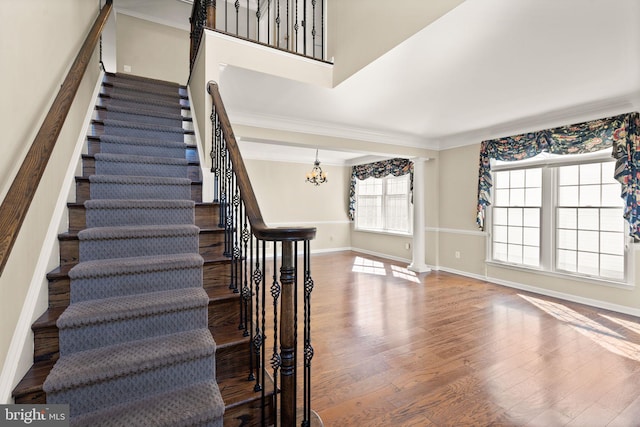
[12,73,275,426]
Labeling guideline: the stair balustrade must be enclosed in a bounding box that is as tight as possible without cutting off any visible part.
[208,81,319,427]
[190,0,326,72]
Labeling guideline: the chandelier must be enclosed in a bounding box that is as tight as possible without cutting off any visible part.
[305,149,327,186]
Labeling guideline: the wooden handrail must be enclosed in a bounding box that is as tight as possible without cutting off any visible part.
[207,81,316,242]
[0,0,113,276]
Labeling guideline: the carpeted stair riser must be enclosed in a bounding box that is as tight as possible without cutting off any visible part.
[78,225,200,261]
[98,137,188,159]
[102,92,183,110]
[94,153,189,179]
[70,380,224,427]
[89,175,192,200]
[100,97,183,115]
[58,288,209,354]
[85,199,195,228]
[109,86,184,104]
[44,329,216,417]
[69,253,204,303]
[103,123,185,142]
[99,110,184,128]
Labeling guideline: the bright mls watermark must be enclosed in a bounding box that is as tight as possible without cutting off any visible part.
[0,405,69,427]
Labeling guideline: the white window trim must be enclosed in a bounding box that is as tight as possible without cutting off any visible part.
[354,174,413,235]
[487,149,634,287]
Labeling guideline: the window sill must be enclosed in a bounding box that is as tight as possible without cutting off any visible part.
[353,228,412,238]
[485,260,634,290]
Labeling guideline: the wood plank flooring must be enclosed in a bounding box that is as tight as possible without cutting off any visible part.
[302,251,640,426]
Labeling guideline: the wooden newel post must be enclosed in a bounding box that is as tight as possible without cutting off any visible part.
[206,0,216,29]
[280,241,296,425]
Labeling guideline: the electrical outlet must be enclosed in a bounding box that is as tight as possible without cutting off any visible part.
[405,242,411,250]
[455,251,461,259]
[123,65,132,72]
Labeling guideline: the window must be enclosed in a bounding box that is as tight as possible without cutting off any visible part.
[492,168,541,267]
[355,175,411,233]
[556,162,625,280]
[490,151,628,283]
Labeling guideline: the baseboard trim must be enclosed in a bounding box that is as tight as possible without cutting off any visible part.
[0,71,104,404]
[435,265,640,317]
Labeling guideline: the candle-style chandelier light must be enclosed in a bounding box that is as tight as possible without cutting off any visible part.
[305,149,327,186]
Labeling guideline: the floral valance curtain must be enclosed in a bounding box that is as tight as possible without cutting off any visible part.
[348,158,413,221]
[476,112,640,239]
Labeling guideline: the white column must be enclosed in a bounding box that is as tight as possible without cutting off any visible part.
[408,157,431,273]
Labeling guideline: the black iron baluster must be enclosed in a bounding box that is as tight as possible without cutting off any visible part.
[241,203,251,336]
[276,0,280,48]
[224,153,233,260]
[311,0,316,59]
[271,244,281,427]
[231,174,240,293]
[302,0,306,56]
[234,0,240,35]
[256,0,260,43]
[246,0,250,38]
[321,0,324,60]
[293,0,298,53]
[286,0,289,50]
[303,239,314,427]
[218,133,226,229]
[252,240,263,391]
[260,240,267,425]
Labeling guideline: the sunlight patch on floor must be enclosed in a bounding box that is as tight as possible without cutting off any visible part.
[352,257,386,275]
[391,265,420,283]
[519,294,640,362]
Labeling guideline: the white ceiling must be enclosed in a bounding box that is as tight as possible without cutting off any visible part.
[114,0,640,164]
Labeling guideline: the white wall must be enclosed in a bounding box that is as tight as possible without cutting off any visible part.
[115,13,190,84]
[436,143,640,315]
[327,0,464,84]
[244,159,351,252]
[0,0,102,401]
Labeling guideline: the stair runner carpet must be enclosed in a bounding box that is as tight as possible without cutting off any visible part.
[43,74,224,426]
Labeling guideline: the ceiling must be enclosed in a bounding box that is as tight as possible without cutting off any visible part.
[114,0,640,164]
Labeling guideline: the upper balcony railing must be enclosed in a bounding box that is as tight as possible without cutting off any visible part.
[190,0,326,71]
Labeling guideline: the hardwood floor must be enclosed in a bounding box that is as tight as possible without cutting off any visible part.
[302,251,640,426]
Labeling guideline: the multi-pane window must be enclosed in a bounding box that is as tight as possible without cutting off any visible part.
[492,168,542,267]
[356,175,410,233]
[490,153,628,283]
[556,162,625,280]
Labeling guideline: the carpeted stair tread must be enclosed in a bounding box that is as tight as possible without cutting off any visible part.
[78,224,200,261]
[102,119,186,135]
[70,379,224,427]
[68,253,204,303]
[94,153,190,178]
[69,252,203,279]
[109,72,182,88]
[88,175,193,200]
[85,199,195,228]
[43,328,215,393]
[94,152,189,166]
[102,93,182,109]
[78,224,199,241]
[101,103,185,122]
[58,288,209,329]
[106,81,183,98]
[98,134,190,149]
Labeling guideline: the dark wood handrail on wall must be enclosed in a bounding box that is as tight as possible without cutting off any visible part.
[207,81,316,242]
[0,0,113,276]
